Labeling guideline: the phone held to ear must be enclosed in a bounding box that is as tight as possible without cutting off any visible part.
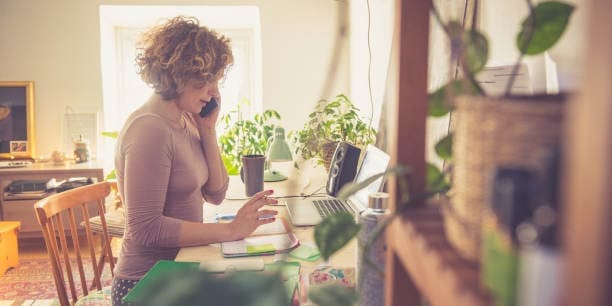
[199,98,218,117]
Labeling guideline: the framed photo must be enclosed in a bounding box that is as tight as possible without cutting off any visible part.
[0,81,36,159]
[10,140,28,153]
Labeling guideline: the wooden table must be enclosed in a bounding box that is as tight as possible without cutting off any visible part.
[175,167,358,302]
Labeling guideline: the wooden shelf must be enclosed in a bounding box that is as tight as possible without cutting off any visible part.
[386,202,492,306]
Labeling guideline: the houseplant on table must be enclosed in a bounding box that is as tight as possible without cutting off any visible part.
[218,104,281,175]
[289,94,376,171]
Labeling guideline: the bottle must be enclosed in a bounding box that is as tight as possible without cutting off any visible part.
[518,148,563,306]
[358,192,390,306]
[482,167,538,306]
[73,135,90,163]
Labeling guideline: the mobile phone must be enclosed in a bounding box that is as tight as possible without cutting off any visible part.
[199,98,218,117]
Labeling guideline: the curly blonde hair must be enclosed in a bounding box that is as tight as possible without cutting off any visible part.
[136,16,234,100]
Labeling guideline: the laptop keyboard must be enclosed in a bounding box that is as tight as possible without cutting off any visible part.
[313,198,355,218]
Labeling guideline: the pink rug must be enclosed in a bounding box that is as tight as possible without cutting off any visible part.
[0,257,112,301]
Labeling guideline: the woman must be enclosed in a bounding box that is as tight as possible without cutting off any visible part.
[111,16,278,305]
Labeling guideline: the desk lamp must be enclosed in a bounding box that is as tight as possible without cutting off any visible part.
[264,127,292,182]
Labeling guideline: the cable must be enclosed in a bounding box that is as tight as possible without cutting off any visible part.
[366,0,375,132]
[224,185,327,201]
[318,0,349,100]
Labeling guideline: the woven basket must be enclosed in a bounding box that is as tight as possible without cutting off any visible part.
[445,94,565,262]
[321,141,339,172]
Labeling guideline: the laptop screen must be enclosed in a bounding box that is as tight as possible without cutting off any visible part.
[349,145,390,211]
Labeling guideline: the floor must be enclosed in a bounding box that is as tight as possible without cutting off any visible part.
[1,237,120,306]
[17,238,50,259]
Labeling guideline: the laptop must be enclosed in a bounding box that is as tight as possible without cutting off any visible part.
[286,145,390,226]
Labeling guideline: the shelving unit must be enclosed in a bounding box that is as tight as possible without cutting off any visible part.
[387,202,491,306]
[0,161,104,238]
[385,0,611,305]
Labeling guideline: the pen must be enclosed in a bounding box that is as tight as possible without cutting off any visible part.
[215,213,236,221]
[215,213,277,222]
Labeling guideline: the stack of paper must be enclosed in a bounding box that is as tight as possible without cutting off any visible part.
[221,218,299,257]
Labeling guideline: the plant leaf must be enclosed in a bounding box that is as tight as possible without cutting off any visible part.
[463,30,489,74]
[134,269,289,306]
[516,1,575,55]
[101,131,118,139]
[434,133,453,160]
[426,162,450,192]
[429,80,483,117]
[308,284,358,306]
[428,84,453,117]
[314,212,361,261]
[105,169,116,180]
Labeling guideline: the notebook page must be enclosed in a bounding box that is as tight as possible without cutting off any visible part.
[222,234,295,255]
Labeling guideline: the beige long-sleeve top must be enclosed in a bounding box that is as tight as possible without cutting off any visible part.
[113,111,227,280]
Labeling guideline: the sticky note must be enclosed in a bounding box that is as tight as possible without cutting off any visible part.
[246,244,276,254]
[289,244,321,262]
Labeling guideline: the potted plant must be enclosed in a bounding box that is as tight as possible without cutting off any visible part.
[426,0,575,262]
[289,94,376,170]
[218,104,281,175]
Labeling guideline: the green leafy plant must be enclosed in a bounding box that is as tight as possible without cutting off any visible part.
[427,0,575,176]
[218,105,281,175]
[289,94,376,167]
[133,268,289,306]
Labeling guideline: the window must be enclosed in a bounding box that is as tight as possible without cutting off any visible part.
[99,5,262,171]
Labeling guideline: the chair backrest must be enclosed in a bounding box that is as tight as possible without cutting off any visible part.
[35,181,115,306]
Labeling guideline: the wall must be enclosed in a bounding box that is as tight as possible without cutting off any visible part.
[481,0,587,92]
[0,0,348,160]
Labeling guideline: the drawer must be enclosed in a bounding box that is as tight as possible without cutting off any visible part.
[3,201,39,233]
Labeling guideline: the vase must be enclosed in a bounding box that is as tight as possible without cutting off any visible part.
[444,94,566,262]
[321,141,339,172]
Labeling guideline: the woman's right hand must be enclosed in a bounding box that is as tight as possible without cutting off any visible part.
[229,189,278,240]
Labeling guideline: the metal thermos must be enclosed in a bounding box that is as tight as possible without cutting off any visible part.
[358,192,390,306]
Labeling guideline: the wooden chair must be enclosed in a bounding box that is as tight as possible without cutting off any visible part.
[35,181,115,306]
[86,180,124,283]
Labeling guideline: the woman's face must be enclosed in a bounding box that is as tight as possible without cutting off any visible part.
[175,78,220,114]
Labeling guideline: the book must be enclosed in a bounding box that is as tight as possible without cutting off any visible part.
[220,217,299,257]
[3,191,51,200]
[6,179,49,193]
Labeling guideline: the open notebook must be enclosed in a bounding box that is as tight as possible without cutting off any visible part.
[221,217,299,257]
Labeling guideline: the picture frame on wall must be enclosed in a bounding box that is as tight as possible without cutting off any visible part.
[0,81,36,160]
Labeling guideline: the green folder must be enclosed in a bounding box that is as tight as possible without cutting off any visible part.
[122,260,199,304]
[123,260,301,304]
[264,261,301,300]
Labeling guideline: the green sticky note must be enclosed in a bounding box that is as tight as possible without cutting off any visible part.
[289,244,321,261]
[247,244,276,254]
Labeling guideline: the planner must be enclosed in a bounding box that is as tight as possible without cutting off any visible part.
[221,217,299,257]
